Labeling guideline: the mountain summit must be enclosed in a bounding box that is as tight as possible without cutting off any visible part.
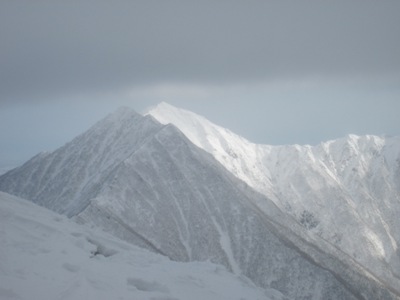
[1,105,399,299]
[0,107,162,216]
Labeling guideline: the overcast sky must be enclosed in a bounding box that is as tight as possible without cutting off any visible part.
[1,1,399,168]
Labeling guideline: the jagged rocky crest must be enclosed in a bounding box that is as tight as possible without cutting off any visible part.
[0,105,399,299]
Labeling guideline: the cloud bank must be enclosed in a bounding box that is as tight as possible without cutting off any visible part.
[1,1,399,103]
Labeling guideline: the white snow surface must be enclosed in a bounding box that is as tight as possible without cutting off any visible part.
[0,105,398,299]
[147,102,400,291]
[0,191,271,300]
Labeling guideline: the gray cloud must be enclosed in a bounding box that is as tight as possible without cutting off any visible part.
[1,1,399,103]
[1,1,399,168]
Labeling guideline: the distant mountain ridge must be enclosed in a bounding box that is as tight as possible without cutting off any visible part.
[0,104,399,299]
[147,102,400,291]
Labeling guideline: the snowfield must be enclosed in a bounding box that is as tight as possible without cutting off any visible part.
[0,191,271,300]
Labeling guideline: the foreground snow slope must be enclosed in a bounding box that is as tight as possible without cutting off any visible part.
[0,107,397,299]
[147,102,400,288]
[0,191,270,300]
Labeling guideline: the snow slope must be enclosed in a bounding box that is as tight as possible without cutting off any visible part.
[147,102,400,292]
[0,191,270,300]
[145,102,277,201]
[0,107,398,299]
[0,108,162,217]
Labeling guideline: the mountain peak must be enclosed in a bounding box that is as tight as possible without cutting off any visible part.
[154,101,176,110]
[0,108,163,216]
[142,101,176,115]
[146,102,252,144]
[145,102,208,126]
[102,106,142,123]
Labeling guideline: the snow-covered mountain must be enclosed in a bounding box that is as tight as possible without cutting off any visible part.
[0,191,269,300]
[147,102,400,289]
[0,108,162,217]
[0,105,398,299]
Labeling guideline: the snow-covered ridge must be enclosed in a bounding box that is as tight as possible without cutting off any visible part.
[0,105,398,299]
[0,191,269,300]
[147,102,400,292]
[0,108,163,216]
[145,102,277,200]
